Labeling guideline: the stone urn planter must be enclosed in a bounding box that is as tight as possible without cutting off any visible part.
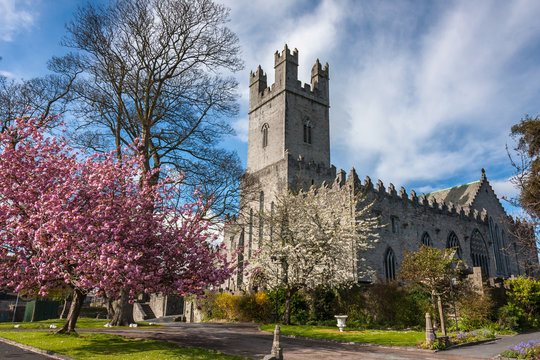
[334,315,348,332]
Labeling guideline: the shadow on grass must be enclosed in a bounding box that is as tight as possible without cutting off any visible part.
[30,332,244,360]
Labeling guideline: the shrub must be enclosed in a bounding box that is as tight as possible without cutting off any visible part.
[334,284,371,327]
[216,293,242,321]
[267,288,309,324]
[308,286,336,322]
[197,291,272,323]
[497,306,520,332]
[363,282,429,328]
[238,292,272,323]
[505,277,540,330]
[195,291,225,320]
[456,291,494,331]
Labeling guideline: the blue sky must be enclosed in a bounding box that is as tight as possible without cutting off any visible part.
[2,0,540,215]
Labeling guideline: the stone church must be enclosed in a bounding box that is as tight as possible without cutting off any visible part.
[223,45,535,291]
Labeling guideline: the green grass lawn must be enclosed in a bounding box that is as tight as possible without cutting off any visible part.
[0,331,246,360]
[260,324,425,346]
[0,317,159,329]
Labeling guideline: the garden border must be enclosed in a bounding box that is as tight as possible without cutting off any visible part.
[258,326,436,353]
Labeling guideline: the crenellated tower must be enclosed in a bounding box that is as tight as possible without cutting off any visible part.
[245,45,335,208]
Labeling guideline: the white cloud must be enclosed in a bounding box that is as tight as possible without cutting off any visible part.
[232,116,249,142]
[219,0,540,193]
[0,70,16,78]
[490,177,519,203]
[0,0,38,42]
[332,0,540,187]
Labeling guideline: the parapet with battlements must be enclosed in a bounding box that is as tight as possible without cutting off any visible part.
[249,45,329,112]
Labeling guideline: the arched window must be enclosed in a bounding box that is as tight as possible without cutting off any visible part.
[303,119,312,144]
[391,216,399,234]
[237,229,245,286]
[421,232,432,247]
[446,231,462,258]
[384,248,396,280]
[492,222,507,276]
[261,123,269,148]
[470,229,489,277]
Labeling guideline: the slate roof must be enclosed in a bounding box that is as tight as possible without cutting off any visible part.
[426,180,481,208]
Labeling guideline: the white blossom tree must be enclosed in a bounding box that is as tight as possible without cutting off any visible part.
[251,185,379,324]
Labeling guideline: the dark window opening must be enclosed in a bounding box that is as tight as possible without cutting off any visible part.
[303,120,312,144]
[385,248,396,280]
[421,232,432,247]
[262,123,269,148]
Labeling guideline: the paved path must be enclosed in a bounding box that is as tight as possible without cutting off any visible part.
[2,324,538,359]
[0,339,57,359]
[81,323,495,360]
[444,331,540,359]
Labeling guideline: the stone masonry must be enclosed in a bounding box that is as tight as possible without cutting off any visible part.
[223,45,536,292]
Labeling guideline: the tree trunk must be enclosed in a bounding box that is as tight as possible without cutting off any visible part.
[283,288,293,325]
[30,297,37,322]
[56,288,86,334]
[109,289,134,326]
[106,296,114,319]
[437,295,446,337]
[431,292,439,330]
[59,297,70,319]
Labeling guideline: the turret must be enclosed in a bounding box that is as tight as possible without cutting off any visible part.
[311,59,329,99]
[249,65,267,108]
[274,44,299,90]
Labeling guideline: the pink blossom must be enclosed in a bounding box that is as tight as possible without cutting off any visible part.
[0,117,234,301]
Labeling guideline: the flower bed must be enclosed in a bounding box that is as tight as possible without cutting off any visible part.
[419,329,495,350]
[448,329,495,345]
[500,340,540,359]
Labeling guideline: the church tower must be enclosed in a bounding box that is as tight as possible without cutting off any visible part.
[244,45,336,208]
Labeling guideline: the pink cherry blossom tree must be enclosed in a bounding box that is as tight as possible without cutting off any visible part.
[0,117,233,333]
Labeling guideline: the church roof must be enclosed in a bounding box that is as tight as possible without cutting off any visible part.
[426,180,482,208]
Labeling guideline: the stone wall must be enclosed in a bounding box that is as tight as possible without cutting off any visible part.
[221,46,529,292]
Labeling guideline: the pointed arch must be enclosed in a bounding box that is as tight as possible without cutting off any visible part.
[446,231,462,259]
[261,123,269,148]
[384,247,396,281]
[421,232,432,247]
[470,229,489,277]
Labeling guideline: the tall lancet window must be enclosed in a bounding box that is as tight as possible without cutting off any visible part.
[261,123,269,148]
[470,229,490,278]
[446,231,462,259]
[303,119,312,144]
[384,247,396,281]
[421,232,432,247]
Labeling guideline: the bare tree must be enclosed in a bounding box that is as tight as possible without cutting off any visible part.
[0,63,78,132]
[250,185,379,325]
[58,0,244,218]
[505,115,540,275]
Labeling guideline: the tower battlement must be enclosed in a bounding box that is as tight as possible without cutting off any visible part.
[274,44,298,66]
[249,45,329,112]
